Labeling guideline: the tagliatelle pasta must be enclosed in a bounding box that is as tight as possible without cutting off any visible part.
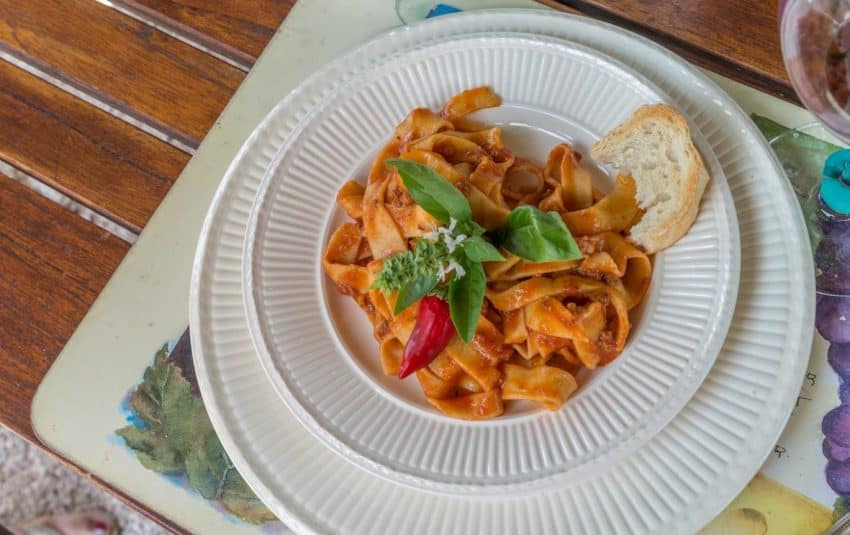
[323,87,651,420]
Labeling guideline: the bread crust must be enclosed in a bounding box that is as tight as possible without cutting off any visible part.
[590,104,709,253]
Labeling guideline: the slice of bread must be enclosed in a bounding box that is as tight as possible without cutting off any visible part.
[590,104,709,254]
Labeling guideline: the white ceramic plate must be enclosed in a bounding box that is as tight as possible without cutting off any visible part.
[242,34,739,495]
[190,10,813,534]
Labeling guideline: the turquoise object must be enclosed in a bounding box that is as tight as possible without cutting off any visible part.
[427,4,461,17]
[822,149,850,215]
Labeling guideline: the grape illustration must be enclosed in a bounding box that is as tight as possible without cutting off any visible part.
[808,152,850,503]
[842,382,850,404]
[816,295,850,343]
[816,238,835,267]
[829,344,850,380]
[822,217,850,242]
[831,229,850,259]
[818,268,850,296]
[827,460,850,495]
[825,437,850,462]
[823,405,850,447]
[814,234,850,268]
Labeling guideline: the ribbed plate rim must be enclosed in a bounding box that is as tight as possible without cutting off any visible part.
[241,32,740,495]
[190,10,812,535]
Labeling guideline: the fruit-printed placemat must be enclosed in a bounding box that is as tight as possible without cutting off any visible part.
[31,1,841,533]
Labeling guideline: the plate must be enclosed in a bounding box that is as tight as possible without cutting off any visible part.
[242,34,739,494]
[190,10,813,534]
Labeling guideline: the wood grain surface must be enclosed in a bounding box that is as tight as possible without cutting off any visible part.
[557,0,797,102]
[0,1,290,531]
[0,0,245,147]
[0,0,804,530]
[0,61,189,233]
[114,0,296,66]
[0,174,129,442]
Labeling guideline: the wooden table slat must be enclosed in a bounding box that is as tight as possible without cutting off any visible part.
[0,60,189,233]
[0,0,245,148]
[559,0,797,102]
[113,0,296,66]
[0,173,129,442]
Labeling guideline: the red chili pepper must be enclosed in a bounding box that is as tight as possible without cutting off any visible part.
[398,295,455,379]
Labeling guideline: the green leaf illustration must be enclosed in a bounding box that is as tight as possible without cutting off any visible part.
[187,431,277,524]
[834,497,850,525]
[116,425,184,474]
[123,345,208,454]
[215,479,278,525]
[117,341,275,524]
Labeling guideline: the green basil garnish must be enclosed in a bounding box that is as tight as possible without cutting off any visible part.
[458,236,504,262]
[501,205,583,262]
[372,238,444,295]
[448,259,486,343]
[394,274,438,315]
[376,158,582,341]
[386,158,471,224]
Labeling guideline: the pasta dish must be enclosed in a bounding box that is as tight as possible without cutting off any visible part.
[323,87,651,420]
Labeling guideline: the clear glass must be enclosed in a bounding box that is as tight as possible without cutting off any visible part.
[770,123,841,231]
[769,123,850,296]
[780,0,850,143]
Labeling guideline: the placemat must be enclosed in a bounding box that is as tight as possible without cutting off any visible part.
[31,1,836,533]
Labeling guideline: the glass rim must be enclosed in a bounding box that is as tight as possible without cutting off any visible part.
[768,121,840,146]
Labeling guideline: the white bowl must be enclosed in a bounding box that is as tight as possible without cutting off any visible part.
[242,33,740,495]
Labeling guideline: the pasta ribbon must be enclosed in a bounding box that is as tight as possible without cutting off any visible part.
[322,87,653,419]
[427,389,504,420]
[502,364,578,410]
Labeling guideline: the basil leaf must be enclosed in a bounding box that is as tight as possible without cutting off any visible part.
[502,205,583,262]
[449,260,486,343]
[457,219,486,237]
[386,158,471,224]
[394,274,438,315]
[458,236,504,262]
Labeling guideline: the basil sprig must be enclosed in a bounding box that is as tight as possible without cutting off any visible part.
[380,159,582,343]
[386,158,471,224]
[458,236,504,262]
[395,274,438,314]
[448,260,486,343]
[499,205,583,262]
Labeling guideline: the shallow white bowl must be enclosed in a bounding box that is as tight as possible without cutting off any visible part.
[242,33,739,495]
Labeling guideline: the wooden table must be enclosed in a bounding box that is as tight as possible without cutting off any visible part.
[0,0,790,528]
